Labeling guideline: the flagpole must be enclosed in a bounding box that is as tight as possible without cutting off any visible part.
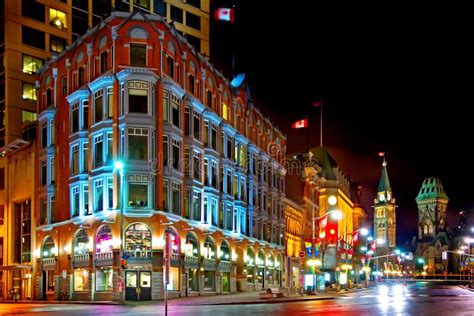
[320,97,323,147]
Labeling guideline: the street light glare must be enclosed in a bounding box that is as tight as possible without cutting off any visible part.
[330,210,342,220]
[360,228,369,236]
[114,161,124,170]
[328,195,337,206]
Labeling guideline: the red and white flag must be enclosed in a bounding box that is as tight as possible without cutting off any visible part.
[291,118,308,129]
[214,8,235,22]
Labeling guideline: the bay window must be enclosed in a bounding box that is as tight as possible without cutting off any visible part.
[128,81,149,114]
[128,174,149,207]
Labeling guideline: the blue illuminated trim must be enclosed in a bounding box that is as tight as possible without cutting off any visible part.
[88,75,115,93]
[66,89,90,104]
[203,110,221,125]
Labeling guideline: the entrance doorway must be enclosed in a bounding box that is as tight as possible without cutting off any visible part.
[125,270,151,301]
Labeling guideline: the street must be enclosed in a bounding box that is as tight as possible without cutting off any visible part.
[1,282,473,315]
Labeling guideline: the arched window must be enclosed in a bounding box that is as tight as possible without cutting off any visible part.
[246,248,255,266]
[74,229,90,255]
[220,241,230,261]
[125,223,151,257]
[42,236,56,258]
[184,232,199,257]
[203,237,216,259]
[267,253,275,268]
[246,247,255,284]
[96,225,113,254]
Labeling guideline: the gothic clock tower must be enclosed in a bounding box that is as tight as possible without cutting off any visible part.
[374,158,396,254]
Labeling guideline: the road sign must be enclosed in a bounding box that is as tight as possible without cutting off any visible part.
[299,251,305,258]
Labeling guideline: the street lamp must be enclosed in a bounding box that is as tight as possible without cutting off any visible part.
[114,160,125,303]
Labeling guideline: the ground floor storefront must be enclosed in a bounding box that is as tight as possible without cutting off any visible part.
[32,214,284,301]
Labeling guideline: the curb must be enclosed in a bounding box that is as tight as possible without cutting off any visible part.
[170,295,337,306]
[0,300,122,305]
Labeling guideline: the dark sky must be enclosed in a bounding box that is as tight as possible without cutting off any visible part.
[210,3,473,244]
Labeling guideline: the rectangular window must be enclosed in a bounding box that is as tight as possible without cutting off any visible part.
[172,139,180,170]
[22,0,45,22]
[107,178,113,209]
[77,67,85,87]
[203,120,209,147]
[22,54,44,74]
[100,51,109,73]
[74,268,89,292]
[184,189,190,218]
[106,132,113,164]
[83,184,90,215]
[186,34,201,52]
[94,90,103,123]
[226,137,232,159]
[41,121,47,148]
[49,8,67,29]
[50,35,67,54]
[163,135,168,167]
[94,135,103,168]
[166,56,174,78]
[0,205,4,224]
[204,158,209,185]
[170,5,183,23]
[95,267,113,292]
[172,183,180,215]
[83,142,89,172]
[188,75,195,95]
[211,124,217,150]
[50,119,55,145]
[163,180,169,211]
[50,157,55,184]
[222,103,229,121]
[40,196,47,225]
[226,170,232,195]
[22,110,37,123]
[20,200,32,263]
[128,128,148,160]
[22,26,45,49]
[193,112,200,140]
[128,176,148,207]
[225,204,232,230]
[50,195,55,223]
[192,191,201,220]
[134,0,151,10]
[128,81,148,114]
[94,179,103,212]
[163,90,169,122]
[184,107,190,136]
[193,151,201,180]
[211,198,217,226]
[130,43,147,67]
[186,0,201,9]
[83,100,89,129]
[107,87,113,118]
[211,160,217,188]
[172,95,180,127]
[203,196,208,223]
[186,12,201,30]
[40,160,47,186]
[206,90,213,109]
[72,187,80,217]
[71,103,79,133]
[22,83,37,101]
[62,76,67,95]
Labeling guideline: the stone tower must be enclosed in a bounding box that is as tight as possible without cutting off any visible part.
[374,159,396,251]
[416,177,449,240]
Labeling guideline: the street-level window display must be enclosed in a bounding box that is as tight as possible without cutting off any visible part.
[125,223,151,257]
[165,267,180,291]
[188,268,199,292]
[96,267,113,292]
[246,266,255,284]
[74,268,89,292]
[96,225,113,254]
[74,229,90,255]
[222,272,230,292]
[203,270,215,292]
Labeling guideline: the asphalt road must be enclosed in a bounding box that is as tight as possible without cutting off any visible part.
[1,282,473,315]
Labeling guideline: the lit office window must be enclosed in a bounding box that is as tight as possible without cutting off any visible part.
[22,83,37,101]
[49,8,67,29]
[22,55,44,74]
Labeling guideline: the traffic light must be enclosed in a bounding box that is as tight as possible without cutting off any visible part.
[121,258,127,269]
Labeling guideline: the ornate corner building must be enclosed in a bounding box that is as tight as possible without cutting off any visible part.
[415,177,450,273]
[31,11,286,301]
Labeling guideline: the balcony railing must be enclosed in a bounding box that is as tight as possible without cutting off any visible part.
[171,253,180,266]
[203,258,216,270]
[218,260,231,271]
[95,251,113,262]
[42,257,56,266]
[184,255,199,268]
[127,250,152,258]
[73,253,90,263]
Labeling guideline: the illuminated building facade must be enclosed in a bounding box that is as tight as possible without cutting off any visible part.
[33,11,285,301]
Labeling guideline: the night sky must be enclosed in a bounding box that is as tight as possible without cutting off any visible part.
[210,3,473,244]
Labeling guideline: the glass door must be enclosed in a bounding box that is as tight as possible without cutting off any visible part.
[125,271,138,301]
[139,271,152,301]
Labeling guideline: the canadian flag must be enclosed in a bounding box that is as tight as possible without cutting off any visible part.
[214,8,235,22]
[291,118,308,129]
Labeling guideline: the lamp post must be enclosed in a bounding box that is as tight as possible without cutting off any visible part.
[114,160,124,303]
